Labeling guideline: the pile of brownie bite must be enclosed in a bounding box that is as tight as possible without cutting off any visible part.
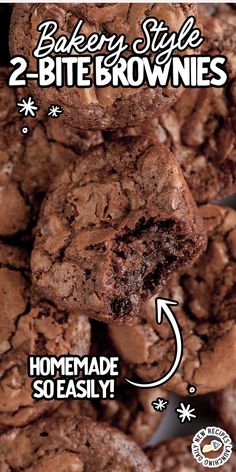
[0,3,236,471]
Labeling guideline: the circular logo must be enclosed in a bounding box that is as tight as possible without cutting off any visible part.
[192,426,232,468]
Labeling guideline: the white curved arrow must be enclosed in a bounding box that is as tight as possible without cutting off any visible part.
[125,297,183,388]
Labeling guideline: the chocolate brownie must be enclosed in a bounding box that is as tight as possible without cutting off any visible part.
[158,79,236,204]
[0,68,102,237]
[200,7,236,79]
[199,3,236,28]
[109,204,236,395]
[107,14,236,204]
[31,136,206,325]
[53,319,168,447]
[213,381,236,443]
[169,5,236,194]
[0,242,91,431]
[0,416,154,471]
[55,383,167,447]
[10,4,199,129]
[147,436,236,471]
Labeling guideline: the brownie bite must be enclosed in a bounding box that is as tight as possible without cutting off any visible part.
[0,416,154,471]
[31,137,206,325]
[0,242,91,431]
[199,3,236,28]
[10,3,199,129]
[107,10,236,204]
[153,80,236,204]
[0,68,102,237]
[109,204,236,394]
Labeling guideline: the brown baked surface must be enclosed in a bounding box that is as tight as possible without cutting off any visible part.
[0,416,153,471]
[199,3,236,29]
[55,382,167,448]
[149,79,236,204]
[213,380,236,443]
[9,3,199,129]
[106,11,236,204]
[109,204,236,394]
[31,136,206,325]
[52,319,168,447]
[0,68,102,237]
[0,242,91,431]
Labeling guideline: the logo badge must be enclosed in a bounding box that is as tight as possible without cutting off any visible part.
[192,426,232,468]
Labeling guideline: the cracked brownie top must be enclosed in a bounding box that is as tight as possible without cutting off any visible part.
[0,242,91,431]
[0,416,153,471]
[32,136,206,325]
[106,10,236,204]
[10,3,199,129]
[0,68,102,238]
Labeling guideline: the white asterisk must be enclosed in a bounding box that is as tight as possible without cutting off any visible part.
[47,104,63,118]
[151,397,169,412]
[176,402,197,424]
[17,96,39,117]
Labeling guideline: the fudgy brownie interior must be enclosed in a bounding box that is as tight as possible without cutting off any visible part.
[109,204,236,395]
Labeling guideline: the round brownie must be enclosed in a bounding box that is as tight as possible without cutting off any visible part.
[213,381,236,443]
[147,436,236,471]
[10,3,199,129]
[109,204,236,395]
[31,136,206,326]
[0,416,153,471]
[0,68,102,237]
[105,12,236,204]
[0,242,91,431]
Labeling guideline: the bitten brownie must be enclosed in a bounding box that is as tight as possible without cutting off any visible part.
[10,3,199,129]
[31,137,206,325]
[109,204,236,394]
[0,416,154,471]
[0,68,102,237]
[213,381,236,443]
[0,242,91,431]
[108,12,236,204]
[147,436,236,471]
